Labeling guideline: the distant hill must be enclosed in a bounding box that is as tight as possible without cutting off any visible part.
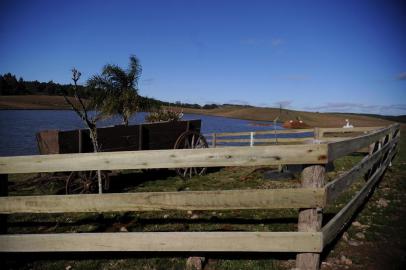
[332,112,406,124]
[2,72,402,126]
[0,95,399,128]
[179,105,395,128]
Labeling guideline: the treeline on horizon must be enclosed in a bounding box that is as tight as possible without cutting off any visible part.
[0,72,237,110]
[1,72,405,123]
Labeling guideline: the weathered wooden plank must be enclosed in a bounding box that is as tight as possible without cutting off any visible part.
[0,144,329,174]
[296,164,326,270]
[322,147,397,247]
[327,124,399,161]
[318,137,348,142]
[0,188,325,214]
[325,136,399,204]
[0,231,322,252]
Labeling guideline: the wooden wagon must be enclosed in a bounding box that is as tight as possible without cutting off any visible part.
[36,120,208,194]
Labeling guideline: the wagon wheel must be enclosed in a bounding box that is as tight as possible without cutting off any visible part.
[65,171,110,194]
[174,131,209,179]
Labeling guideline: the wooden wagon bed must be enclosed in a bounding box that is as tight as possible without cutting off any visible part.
[35,119,207,193]
[36,119,202,154]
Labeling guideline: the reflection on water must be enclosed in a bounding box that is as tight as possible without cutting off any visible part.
[0,110,309,156]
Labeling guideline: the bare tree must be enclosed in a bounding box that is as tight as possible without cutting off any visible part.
[63,68,105,193]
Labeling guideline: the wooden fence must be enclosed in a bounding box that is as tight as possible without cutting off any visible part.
[0,123,400,270]
[206,126,382,147]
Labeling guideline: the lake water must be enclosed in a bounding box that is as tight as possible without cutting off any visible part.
[0,110,312,156]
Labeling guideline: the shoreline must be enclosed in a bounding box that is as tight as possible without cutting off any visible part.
[0,95,397,127]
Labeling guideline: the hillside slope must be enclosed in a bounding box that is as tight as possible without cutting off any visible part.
[0,95,395,128]
[0,95,80,110]
[180,106,393,128]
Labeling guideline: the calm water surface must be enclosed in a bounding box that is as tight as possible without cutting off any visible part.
[0,110,310,156]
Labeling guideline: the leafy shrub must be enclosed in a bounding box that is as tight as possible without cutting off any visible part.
[145,109,183,122]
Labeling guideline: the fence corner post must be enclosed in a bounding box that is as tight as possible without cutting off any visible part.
[296,164,325,270]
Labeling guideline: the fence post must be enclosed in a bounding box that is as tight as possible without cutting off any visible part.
[250,132,254,147]
[296,164,325,270]
[313,127,321,141]
[212,133,217,148]
[0,174,7,234]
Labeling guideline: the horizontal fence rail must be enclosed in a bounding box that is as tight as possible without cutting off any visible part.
[206,126,383,148]
[206,129,314,147]
[0,144,329,174]
[0,188,325,214]
[207,129,315,137]
[0,231,323,253]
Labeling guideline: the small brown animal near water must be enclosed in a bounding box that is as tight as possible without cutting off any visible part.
[283,119,310,129]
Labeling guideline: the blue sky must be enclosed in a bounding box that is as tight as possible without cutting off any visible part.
[1,0,405,115]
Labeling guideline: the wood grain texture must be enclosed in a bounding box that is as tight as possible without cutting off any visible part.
[0,188,326,214]
[0,231,322,252]
[0,144,329,174]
